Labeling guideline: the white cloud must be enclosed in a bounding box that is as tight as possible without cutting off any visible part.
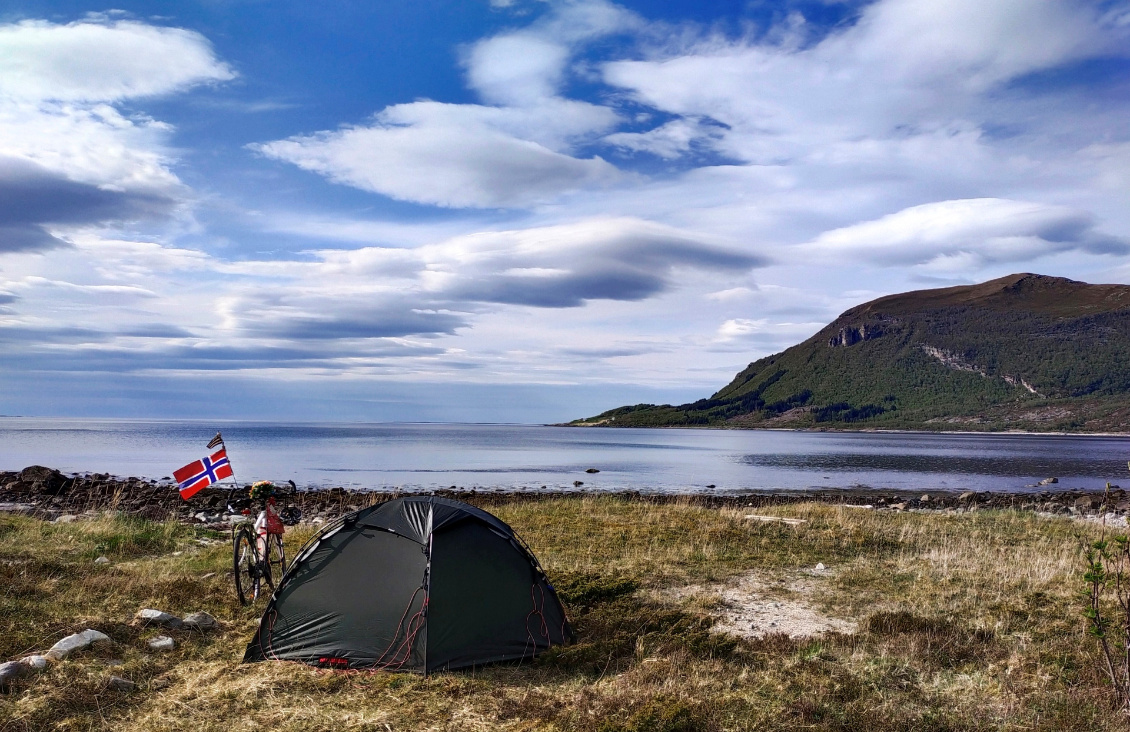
[804,198,1128,268]
[716,317,767,340]
[466,33,570,105]
[0,19,234,102]
[252,100,622,209]
[291,216,763,308]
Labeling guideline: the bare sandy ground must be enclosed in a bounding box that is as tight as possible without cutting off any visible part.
[666,568,857,640]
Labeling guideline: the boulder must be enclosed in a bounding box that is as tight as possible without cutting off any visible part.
[890,502,908,511]
[0,661,29,687]
[585,468,600,474]
[182,611,218,632]
[920,494,931,502]
[958,491,978,501]
[19,465,68,493]
[94,556,109,564]
[1039,477,1059,485]
[46,629,112,660]
[134,609,182,629]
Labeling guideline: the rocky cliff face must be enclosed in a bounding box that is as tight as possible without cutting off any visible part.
[828,323,883,347]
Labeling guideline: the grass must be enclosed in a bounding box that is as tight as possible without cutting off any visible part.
[0,498,1122,730]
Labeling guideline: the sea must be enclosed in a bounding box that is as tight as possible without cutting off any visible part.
[2,418,1128,495]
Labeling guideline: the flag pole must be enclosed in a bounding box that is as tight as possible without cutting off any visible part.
[210,432,242,510]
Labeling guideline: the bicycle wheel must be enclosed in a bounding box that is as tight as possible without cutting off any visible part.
[233,527,259,605]
[267,533,286,581]
[257,533,282,593]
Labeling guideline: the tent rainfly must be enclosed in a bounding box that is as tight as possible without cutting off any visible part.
[243,495,574,673]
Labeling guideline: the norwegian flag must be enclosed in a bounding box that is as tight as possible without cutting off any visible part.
[174,449,233,500]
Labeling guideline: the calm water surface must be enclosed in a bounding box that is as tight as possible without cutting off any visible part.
[1,418,1128,494]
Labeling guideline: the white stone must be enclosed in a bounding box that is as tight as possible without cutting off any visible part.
[54,514,78,523]
[815,563,826,571]
[182,611,218,632]
[46,629,112,660]
[148,635,175,651]
[134,609,182,628]
[94,556,110,564]
[19,655,48,670]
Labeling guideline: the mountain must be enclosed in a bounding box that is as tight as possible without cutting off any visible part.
[573,274,1130,432]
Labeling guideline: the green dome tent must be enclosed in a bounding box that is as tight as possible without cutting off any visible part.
[243,496,573,673]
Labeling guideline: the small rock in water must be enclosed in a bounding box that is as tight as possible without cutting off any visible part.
[585,468,600,474]
[573,480,584,487]
[148,635,175,651]
[1039,477,1059,485]
[94,556,110,564]
[108,676,137,692]
[815,562,826,571]
[706,484,716,489]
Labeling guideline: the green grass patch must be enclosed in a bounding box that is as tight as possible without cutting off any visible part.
[0,499,1124,731]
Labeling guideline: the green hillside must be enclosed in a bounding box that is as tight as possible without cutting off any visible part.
[573,273,1130,432]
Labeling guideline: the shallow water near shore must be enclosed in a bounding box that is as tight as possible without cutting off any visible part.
[3,418,1128,494]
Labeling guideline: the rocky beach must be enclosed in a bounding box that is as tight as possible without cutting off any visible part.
[1,464,1123,527]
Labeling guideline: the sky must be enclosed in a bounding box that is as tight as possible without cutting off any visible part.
[1,0,1128,423]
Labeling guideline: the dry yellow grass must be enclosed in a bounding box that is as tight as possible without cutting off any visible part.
[0,498,1121,731]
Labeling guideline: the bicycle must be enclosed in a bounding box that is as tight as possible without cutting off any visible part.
[228,481,302,605]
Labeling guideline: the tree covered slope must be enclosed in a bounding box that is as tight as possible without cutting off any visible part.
[573,274,1130,432]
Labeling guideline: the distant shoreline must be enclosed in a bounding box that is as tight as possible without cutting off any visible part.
[560,421,1130,438]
